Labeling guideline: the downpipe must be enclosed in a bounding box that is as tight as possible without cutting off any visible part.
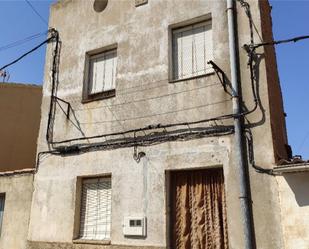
[227,0,256,248]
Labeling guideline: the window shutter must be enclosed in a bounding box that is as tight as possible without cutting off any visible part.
[89,56,105,94]
[193,25,207,76]
[181,28,194,79]
[203,24,213,73]
[89,50,117,95]
[79,177,112,240]
[173,21,213,80]
[103,51,117,91]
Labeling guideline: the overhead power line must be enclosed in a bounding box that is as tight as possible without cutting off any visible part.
[246,35,309,50]
[25,0,48,26]
[0,31,48,52]
[0,29,57,71]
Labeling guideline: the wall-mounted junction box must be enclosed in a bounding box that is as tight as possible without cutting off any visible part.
[123,216,146,237]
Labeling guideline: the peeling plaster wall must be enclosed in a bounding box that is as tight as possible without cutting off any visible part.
[29,138,230,247]
[29,0,285,248]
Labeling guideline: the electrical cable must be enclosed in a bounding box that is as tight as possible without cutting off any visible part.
[238,0,272,175]
[79,99,231,125]
[25,0,48,26]
[236,0,307,174]
[252,35,309,49]
[74,82,221,112]
[74,127,234,154]
[50,112,234,145]
[0,31,48,52]
[46,29,60,143]
[35,150,61,173]
[0,30,56,71]
[245,128,274,175]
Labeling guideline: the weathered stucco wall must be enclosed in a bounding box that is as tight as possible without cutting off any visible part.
[29,138,231,248]
[0,83,42,172]
[29,0,286,248]
[277,172,309,249]
[0,174,33,249]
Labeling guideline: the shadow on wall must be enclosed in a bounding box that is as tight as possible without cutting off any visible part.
[285,173,309,207]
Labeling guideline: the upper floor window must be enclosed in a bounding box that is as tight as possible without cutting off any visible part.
[172,20,213,81]
[83,47,117,102]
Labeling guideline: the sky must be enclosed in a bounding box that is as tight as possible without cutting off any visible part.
[0,0,308,159]
[0,0,54,84]
[270,0,309,159]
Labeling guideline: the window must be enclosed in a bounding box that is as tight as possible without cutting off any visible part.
[79,177,112,241]
[0,194,5,235]
[83,48,117,102]
[172,20,213,81]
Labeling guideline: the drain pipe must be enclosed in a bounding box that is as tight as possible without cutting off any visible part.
[227,0,255,248]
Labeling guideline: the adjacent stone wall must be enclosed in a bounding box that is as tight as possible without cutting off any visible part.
[277,172,309,249]
[0,174,33,249]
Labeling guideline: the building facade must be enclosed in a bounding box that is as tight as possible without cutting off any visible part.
[0,83,42,249]
[26,0,295,249]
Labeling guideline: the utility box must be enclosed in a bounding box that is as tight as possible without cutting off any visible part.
[123,216,146,237]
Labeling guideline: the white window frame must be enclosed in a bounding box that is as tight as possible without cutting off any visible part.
[78,177,112,241]
[171,19,213,82]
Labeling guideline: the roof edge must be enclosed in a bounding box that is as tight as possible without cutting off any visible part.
[274,163,309,175]
[0,82,42,89]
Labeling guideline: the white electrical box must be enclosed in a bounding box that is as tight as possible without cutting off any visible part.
[123,216,146,237]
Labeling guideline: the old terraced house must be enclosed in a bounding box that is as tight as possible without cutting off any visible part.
[0,0,309,249]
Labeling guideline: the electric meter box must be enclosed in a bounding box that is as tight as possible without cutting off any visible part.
[123,216,146,237]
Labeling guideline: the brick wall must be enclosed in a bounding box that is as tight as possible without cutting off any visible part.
[259,0,290,162]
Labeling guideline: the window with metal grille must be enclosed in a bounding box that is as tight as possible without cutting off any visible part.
[83,48,117,102]
[0,194,5,236]
[79,177,112,240]
[172,20,213,80]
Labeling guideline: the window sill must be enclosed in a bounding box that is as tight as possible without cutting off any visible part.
[82,89,116,104]
[72,239,111,245]
[169,71,215,84]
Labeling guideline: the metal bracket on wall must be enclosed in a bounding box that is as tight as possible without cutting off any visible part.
[207,60,233,96]
[53,96,71,119]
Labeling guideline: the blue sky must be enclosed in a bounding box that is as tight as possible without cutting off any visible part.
[0,0,54,84]
[270,0,309,159]
[0,0,308,159]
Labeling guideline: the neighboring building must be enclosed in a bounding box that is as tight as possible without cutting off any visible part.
[0,83,42,172]
[0,83,42,249]
[21,0,307,249]
[274,162,309,249]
